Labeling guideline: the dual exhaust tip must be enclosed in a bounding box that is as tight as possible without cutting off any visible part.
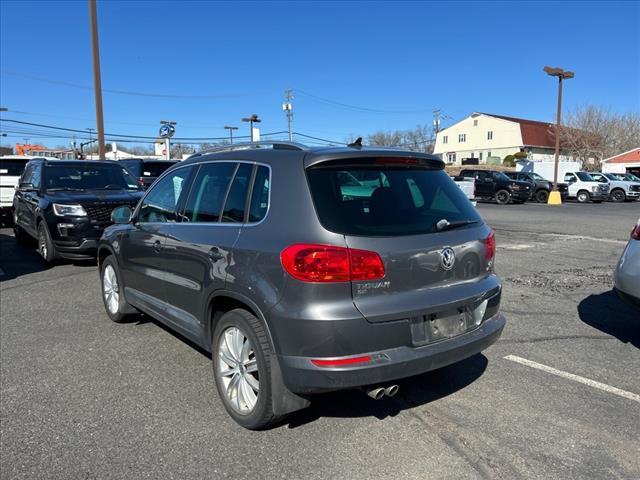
[364,384,399,400]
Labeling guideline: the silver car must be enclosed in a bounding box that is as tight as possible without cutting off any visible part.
[614,217,640,309]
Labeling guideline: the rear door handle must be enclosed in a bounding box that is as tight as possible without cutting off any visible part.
[153,239,162,253]
[208,247,224,262]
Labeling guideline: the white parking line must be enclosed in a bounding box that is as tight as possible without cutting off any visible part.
[504,355,640,403]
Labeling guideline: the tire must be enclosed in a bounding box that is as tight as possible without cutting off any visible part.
[495,189,511,205]
[13,212,31,245]
[535,189,550,203]
[212,308,281,430]
[37,221,56,263]
[100,256,134,323]
[610,189,626,203]
[576,191,590,203]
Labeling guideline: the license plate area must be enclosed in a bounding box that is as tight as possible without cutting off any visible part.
[410,307,478,346]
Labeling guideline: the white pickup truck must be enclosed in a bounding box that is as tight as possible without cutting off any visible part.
[562,171,610,203]
[589,172,640,202]
[0,156,33,224]
[453,177,476,206]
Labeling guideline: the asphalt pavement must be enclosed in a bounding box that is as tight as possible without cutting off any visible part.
[1,201,639,479]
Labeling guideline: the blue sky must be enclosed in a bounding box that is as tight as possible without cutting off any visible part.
[1,0,639,147]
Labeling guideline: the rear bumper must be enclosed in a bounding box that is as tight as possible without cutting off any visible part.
[279,312,506,394]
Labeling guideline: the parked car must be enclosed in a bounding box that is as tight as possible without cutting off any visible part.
[459,169,531,204]
[589,172,640,202]
[562,171,609,203]
[614,218,640,309]
[13,159,144,262]
[98,141,506,429]
[0,155,46,224]
[119,158,178,189]
[503,171,568,203]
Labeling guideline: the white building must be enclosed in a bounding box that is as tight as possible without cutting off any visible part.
[433,112,572,165]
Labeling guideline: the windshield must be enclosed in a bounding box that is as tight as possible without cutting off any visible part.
[121,160,175,178]
[306,161,481,236]
[0,159,29,176]
[626,173,640,182]
[44,164,141,191]
[531,172,545,181]
[576,171,594,182]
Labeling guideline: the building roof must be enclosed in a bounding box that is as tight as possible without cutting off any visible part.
[602,147,640,164]
[478,113,556,148]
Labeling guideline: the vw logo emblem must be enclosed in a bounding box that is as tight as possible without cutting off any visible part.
[440,247,456,271]
[159,124,175,138]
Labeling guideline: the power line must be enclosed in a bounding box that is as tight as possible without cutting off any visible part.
[295,89,435,115]
[1,70,277,100]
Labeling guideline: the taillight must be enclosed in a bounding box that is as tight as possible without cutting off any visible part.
[632,222,640,240]
[280,244,385,283]
[485,231,496,261]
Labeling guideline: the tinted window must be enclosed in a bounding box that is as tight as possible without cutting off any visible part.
[0,159,29,176]
[138,166,194,223]
[44,164,141,191]
[222,163,252,223]
[248,166,270,223]
[120,160,142,177]
[31,163,42,188]
[576,171,594,181]
[184,163,236,223]
[21,164,34,184]
[307,161,481,236]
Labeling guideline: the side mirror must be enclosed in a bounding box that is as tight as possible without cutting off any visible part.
[19,182,35,191]
[111,205,133,224]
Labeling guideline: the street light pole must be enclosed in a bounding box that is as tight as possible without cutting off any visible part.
[224,126,238,144]
[544,66,574,205]
[88,0,106,159]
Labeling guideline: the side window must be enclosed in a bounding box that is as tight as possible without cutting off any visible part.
[31,164,42,188]
[221,163,253,223]
[138,167,193,223]
[184,163,236,223]
[564,173,576,183]
[248,166,270,223]
[475,171,487,181]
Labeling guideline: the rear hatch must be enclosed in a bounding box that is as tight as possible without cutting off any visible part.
[0,158,29,206]
[306,156,497,324]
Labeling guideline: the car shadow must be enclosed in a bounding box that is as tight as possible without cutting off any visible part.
[0,232,48,281]
[283,353,488,429]
[577,290,640,348]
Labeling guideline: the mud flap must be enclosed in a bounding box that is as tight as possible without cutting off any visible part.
[270,353,311,415]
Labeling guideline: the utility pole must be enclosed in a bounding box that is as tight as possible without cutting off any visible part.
[544,66,575,205]
[224,125,238,144]
[282,89,293,141]
[88,0,106,159]
[241,114,261,142]
[432,109,441,136]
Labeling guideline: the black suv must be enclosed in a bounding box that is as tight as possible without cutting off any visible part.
[459,169,531,204]
[13,159,143,262]
[119,158,178,189]
[98,142,505,429]
[503,171,568,203]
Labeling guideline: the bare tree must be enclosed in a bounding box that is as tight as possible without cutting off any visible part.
[558,105,640,169]
[366,124,434,153]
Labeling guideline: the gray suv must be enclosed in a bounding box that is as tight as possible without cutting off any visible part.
[98,142,506,429]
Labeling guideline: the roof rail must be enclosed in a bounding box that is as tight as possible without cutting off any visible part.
[189,141,308,158]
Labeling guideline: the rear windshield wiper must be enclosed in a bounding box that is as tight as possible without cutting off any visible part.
[47,187,85,192]
[434,219,478,232]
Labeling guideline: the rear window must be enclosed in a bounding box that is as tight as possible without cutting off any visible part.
[0,159,29,176]
[306,160,481,236]
[121,161,175,178]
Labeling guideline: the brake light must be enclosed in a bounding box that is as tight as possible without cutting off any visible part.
[311,355,372,367]
[374,157,419,166]
[280,244,385,282]
[632,222,640,240]
[485,231,496,261]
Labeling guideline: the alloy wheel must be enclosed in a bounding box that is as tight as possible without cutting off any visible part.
[217,326,259,413]
[103,265,120,314]
[38,228,47,259]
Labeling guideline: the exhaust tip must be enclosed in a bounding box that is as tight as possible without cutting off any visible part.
[385,385,399,397]
[366,387,385,400]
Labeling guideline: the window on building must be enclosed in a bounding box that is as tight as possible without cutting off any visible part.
[488,151,491,158]
[479,152,483,162]
[458,134,466,142]
[442,136,448,144]
[473,120,478,126]
[447,153,457,163]
[487,131,493,140]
